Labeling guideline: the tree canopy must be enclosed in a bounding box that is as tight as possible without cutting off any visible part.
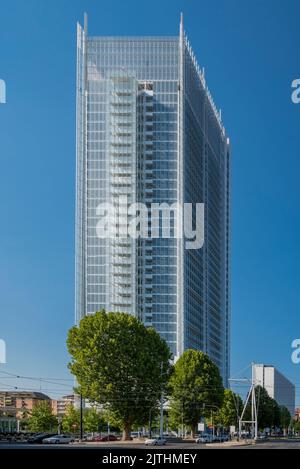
[168,349,224,436]
[67,310,172,440]
[280,406,291,430]
[244,386,281,429]
[27,401,57,433]
[62,404,105,434]
[217,389,243,428]
[84,407,105,433]
[62,404,80,434]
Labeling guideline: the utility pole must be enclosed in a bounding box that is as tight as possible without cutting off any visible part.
[159,362,164,439]
[80,393,83,441]
[231,363,258,441]
[57,416,62,435]
[211,410,215,439]
[252,364,258,440]
[149,408,152,439]
[181,399,185,438]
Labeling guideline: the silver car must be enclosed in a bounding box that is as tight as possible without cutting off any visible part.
[42,434,74,444]
[145,437,166,446]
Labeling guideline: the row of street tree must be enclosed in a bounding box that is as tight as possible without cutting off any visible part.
[65,310,291,439]
[19,401,105,434]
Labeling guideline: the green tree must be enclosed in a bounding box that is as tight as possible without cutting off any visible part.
[280,406,291,430]
[67,310,172,440]
[244,386,280,430]
[168,350,224,437]
[28,401,57,433]
[62,404,80,434]
[217,389,243,428]
[292,420,300,433]
[271,398,281,428]
[84,407,105,433]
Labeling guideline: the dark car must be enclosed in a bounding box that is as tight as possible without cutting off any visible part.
[93,434,118,442]
[27,433,55,444]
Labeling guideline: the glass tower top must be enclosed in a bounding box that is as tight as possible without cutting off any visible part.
[75,15,230,384]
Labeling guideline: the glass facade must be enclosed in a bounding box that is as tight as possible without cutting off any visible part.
[75,18,230,383]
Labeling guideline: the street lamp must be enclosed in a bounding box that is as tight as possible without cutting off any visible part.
[202,403,220,438]
[57,416,62,435]
[80,393,83,441]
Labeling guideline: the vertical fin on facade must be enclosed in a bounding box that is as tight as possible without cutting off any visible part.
[176,11,185,358]
[84,12,88,35]
[180,12,184,33]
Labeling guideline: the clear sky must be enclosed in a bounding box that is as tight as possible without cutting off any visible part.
[0,0,300,403]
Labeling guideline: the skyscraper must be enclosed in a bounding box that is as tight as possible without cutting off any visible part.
[75,14,230,383]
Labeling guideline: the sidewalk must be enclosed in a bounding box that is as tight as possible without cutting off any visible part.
[206,439,255,448]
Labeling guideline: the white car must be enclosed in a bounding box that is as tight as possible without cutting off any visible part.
[145,437,166,446]
[42,434,74,444]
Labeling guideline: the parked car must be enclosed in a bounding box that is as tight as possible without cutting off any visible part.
[196,434,213,444]
[91,434,118,442]
[84,433,104,441]
[28,433,56,444]
[42,434,74,444]
[99,435,118,442]
[213,434,229,442]
[145,437,166,446]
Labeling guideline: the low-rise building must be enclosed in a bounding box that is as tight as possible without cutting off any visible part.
[51,394,75,416]
[253,364,295,416]
[0,391,51,419]
[294,408,300,422]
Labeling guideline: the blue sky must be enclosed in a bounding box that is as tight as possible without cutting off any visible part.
[0,0,300,403]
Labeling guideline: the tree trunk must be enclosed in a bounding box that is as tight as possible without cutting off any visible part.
[191,424,197,439]
[122,423,132,441]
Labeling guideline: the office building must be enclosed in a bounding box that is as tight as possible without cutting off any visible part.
[253,364,295,416]
[75,15,230,382]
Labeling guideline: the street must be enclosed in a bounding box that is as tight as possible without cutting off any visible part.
[1,438,300,450]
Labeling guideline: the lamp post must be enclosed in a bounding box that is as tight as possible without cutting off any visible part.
[202,403,220,438]
[57,416,62,435]
[149,408,152,439]
[80,393,83,441]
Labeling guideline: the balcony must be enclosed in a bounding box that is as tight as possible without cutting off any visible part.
[110,186,132,195]
[111,178,132,186]
[114,91,132,97]
[112,248,132,257]
[111,301,132,308]
[112,267,131,275]
[112,257,132,265]
[110,157,132,165]
[110,100,132,107]
[110,168,131,176]
[145,168,153,175]
[145,187,153,194]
